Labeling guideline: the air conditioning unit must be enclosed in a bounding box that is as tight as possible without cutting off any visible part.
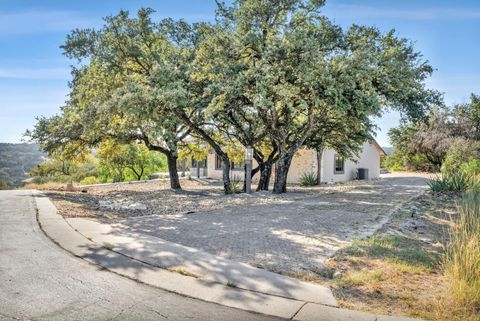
[357,168,369,180]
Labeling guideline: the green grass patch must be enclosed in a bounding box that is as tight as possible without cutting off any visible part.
[337,270,385,287]
[344,235,441,271]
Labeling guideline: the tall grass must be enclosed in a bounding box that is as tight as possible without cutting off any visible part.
[445,189,480,311]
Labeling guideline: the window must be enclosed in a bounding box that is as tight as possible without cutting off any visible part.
[231,161,244,171]
[334,154,344,174]
[192,158,207,168]
[215,154,243,170]
[215,154,223,170]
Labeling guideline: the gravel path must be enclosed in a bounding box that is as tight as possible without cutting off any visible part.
[50,173,431,275]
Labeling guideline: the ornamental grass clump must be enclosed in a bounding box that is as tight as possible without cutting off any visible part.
[300,172,318,186]
[445,189,480,311]
[428,173,472,192]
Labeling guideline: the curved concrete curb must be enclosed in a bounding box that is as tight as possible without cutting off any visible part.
[34,191,424,321]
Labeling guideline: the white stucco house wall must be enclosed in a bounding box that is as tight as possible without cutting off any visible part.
[191,140,385,184]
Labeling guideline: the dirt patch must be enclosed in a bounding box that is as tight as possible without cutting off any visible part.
[45,177,395,219]
[321,191,463,320]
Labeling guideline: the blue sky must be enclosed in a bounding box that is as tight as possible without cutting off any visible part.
[0,0,479,146]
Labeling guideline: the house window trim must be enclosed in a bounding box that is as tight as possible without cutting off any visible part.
[215,154,244,171]
[334,154,345,175]
[215,154,223,170]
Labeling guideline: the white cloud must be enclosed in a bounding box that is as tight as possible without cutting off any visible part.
[0,10,98,35]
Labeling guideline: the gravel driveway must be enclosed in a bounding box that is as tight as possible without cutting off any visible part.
[63,173,430,275]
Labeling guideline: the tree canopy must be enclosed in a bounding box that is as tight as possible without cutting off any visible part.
[28,0,440,194]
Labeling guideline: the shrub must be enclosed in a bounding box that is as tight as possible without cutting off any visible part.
[300,171,318,186]
[230,175,242,193]
[428,173,471,192]
[445,189,480,309]
[460,159,480,177]
[80,176,100,185]
[442,139,480,176]
[0,179,7,190]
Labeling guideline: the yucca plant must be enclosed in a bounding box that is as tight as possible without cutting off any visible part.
[300,171,318,186]
[445,189,480,309]
[230,175,242,193]
[428,173,470,192]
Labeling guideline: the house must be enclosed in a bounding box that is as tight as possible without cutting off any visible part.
[190,140,385,184]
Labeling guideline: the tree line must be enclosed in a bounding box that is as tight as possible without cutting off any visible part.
[384,94,480,176]
[27,0,439,194]
[0,143,45,189]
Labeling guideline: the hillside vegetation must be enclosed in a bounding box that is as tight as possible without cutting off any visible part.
[0,143,45,189]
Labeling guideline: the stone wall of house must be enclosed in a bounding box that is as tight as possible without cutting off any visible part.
[206,153,261,182]
[203,141,381,185]
[283,149,316,184]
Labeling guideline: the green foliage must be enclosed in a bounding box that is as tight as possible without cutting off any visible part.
[230,175,242,193]
[441,139,480,176]
[428,173,472,193]
[29,142,167,185]
[382,149,433,172]
[97,141,167,182]
[79,176,100,185]
[28,2,440,194]
[389,94,480,174]
[300,172,318,186]
[445,189,480,309]
[345,235,440,270]
[0,143,45,188]
[460,160,480,178]
[0,179,8,190]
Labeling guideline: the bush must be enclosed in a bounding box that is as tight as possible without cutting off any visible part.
[382,150,434,172]
[80,176,100,185]
[230,175,242,193]
[445,189,480,309]
[442,139,480,176]
[300,171,318,186]
[460,159,480,178]
[428,173,471,192]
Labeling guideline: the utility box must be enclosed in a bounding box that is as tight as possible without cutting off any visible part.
[358,168,369,180]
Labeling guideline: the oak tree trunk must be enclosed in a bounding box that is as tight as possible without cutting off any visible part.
[167,153,182,190]
[257,161,273,191]
[221,155,232,194]
[272,153,294,194]
[316,147,323,185]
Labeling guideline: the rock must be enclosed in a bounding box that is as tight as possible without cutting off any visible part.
[129,203,147,210]
[149,174,161,180]
[333,271,342,279]
[66,183,75,192]
[420,238,433,244]
[98,201,147,211]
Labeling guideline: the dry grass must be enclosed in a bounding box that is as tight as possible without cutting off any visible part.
[21,182,66,191]
[444,190,480,320]
[322,191,479,321]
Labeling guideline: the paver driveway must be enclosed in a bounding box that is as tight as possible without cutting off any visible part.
[97,173,430,274]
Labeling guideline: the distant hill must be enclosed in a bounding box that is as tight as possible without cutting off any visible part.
[0,143,46,189]
[382,147,395,155]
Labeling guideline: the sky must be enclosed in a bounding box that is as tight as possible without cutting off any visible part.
[0,0,479,147]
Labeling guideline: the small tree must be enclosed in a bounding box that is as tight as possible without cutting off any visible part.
[409,110,455,170]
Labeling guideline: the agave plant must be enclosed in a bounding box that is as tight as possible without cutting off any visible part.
[300,172,318,187]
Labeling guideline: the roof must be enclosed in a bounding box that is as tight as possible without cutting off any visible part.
[370,140,386,156]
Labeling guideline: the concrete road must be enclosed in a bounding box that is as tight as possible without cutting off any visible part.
[0,190,282,321]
